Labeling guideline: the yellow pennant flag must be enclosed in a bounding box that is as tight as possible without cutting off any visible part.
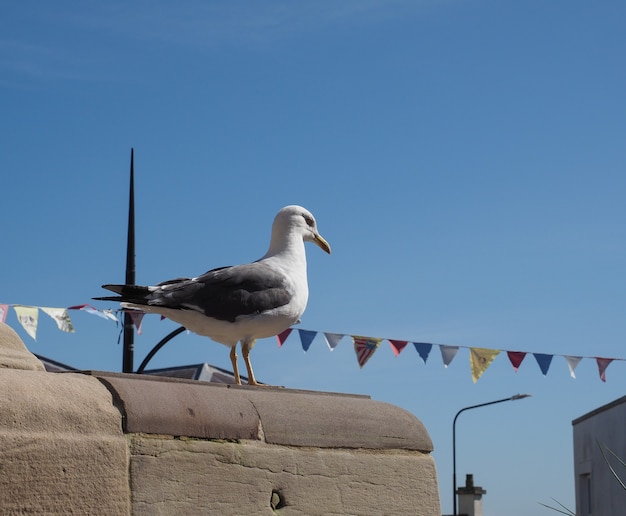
[470,347,501,383]
[13,305,39,340]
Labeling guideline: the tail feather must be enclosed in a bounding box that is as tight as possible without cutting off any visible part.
[94,284,152,304]
[92,295,125,302]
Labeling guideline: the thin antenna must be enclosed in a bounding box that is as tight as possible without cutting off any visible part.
[122,148,136,373]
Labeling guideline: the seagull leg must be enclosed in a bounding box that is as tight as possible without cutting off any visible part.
[230,345,242,385]
[242,339,261,386]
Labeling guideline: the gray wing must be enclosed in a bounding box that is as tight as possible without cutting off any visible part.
[150,262,292,323]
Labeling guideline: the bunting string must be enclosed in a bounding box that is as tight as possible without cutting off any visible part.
[0,303,118,342]
[276,327,623,383]
[0,302,622,382]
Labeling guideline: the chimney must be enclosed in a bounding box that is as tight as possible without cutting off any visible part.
[456,474,486,516]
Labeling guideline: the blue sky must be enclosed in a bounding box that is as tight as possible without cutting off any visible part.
[2,1,625,514]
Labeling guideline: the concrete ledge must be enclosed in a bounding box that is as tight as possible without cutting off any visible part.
[96,372,262,440]
[92,372,433,452]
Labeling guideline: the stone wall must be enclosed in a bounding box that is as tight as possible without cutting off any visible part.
[0,322,441,515]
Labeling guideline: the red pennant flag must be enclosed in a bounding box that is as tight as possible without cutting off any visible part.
[276,328,293,347]
[128,311,145,335]
[507,351,527,372]
[596,357,613,382]
[0,304,8,323]
[388,339,408,357]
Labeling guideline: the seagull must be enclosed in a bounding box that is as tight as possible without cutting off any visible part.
[96,205,331,386]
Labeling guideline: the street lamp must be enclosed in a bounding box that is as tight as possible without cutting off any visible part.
[452,393,531,515]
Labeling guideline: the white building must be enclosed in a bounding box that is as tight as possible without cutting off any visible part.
[573,395,626,515]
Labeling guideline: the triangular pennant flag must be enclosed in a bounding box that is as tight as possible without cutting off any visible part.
[533,353,554,376]
[100,309,119,322]
[68,304,88,310]
[507,351,527,372]
[596,357,613,382]
[352,336,382,368]
[276,328,293,347]
[13,305,39,340]
[41,307,75,333]
[323,332,344,351]
[470,348,501,383]
[70,304,118,322]
[388,339,408,357]
[413,342,432,363]
[298,329,317,352]
[0,304,8,323]
[564,356,583,379]
[440,345,459,367]
[128,311,145,335]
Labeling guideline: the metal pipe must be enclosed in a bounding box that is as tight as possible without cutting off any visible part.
[136,326,186,374]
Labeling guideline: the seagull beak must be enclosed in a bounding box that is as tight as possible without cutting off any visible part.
[314,233,331,254]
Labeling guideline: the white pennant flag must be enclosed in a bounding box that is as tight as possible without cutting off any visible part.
[13,305,39,340]
[564,355,583,379]
[70,304,118,322]
[323,332,344,351]
[440,345,460,367]
[41,307,75,333]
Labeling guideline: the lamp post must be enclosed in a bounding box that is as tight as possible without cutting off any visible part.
[452,393,531,515]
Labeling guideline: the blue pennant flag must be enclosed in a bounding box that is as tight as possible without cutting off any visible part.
[413,342,433,363]
[298,329,317,352]
[533,353,553,376]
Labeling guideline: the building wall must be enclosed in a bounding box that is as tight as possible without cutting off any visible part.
[573,396,626,516]
[0,322,441,515]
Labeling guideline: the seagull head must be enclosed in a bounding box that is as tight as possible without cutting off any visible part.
[272,205,331,255]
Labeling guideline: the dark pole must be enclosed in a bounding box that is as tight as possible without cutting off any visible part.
[452,393,531,515]
[122,148,136,373]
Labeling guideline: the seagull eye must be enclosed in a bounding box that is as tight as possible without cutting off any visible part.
[303,215,315,227]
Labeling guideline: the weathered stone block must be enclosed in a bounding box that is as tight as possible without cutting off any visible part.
[129,436,440,516]
[94,372,440,515]
[0,369,131,515]
[0,328,440,515]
